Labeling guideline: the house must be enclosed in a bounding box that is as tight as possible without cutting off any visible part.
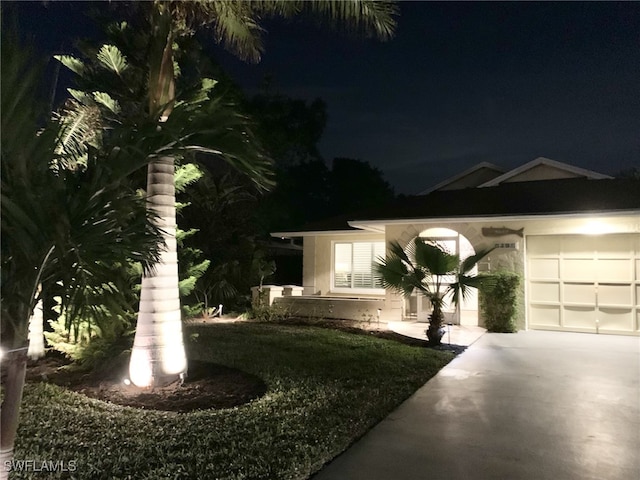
[270,158,640,336]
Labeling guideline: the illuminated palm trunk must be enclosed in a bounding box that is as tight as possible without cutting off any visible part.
[129,156,187,387]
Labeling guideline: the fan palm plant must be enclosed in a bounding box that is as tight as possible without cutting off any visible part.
[376,238,494,345]
[1,36,164,471]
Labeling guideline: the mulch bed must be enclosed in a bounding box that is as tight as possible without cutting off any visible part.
[26,354,266,413]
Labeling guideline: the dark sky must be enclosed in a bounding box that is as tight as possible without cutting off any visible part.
[8,1,640,194]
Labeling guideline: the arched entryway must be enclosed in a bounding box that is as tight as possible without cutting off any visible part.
[404,227,480,326]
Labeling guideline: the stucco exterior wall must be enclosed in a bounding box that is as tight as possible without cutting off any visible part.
[383,214,640,328]
[302,232,385,297]
[298,214,640,326]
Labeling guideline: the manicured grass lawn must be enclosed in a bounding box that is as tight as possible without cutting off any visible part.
[15,323,454,479]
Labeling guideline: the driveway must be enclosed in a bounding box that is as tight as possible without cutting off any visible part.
[313,331,640,480]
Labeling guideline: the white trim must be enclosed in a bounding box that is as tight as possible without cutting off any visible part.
[330,287,386,295]
[419,161,505,195]
[274,210,640,238]
[478,157,613,187]
[331,240,386,293]
[272,229,362,239]
[348,210,640,230]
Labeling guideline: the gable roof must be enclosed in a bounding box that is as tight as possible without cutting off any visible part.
[478,157,613,187]
[419,161,505,194]
[273,178,640,236]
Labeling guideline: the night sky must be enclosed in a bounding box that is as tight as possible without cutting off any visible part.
[8,1,640,194]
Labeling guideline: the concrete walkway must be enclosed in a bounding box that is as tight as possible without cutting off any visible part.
[387,321,486,346]
[313,331,640,480]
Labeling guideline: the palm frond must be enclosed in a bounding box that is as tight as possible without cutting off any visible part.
[96,44,129,76]
[54,55,87,77]
[414,239,459,275]
[254,0,398,41]
[387,240,412,265]
[163,85,274,191]
[300,0,398,41]
[459,246,494,275]
[1,35,164,346]
[93,92,121,114]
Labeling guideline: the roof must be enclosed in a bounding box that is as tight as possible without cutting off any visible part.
[419,161,505,194]
[273,178,640,236]
[478,157,613,187]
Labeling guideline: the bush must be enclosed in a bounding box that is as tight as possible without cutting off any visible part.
[44,311,133,370]
[247,302,291,323]
[479,272,520,333]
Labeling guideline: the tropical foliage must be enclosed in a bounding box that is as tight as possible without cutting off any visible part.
[55,14,273,386]
[376,238,494,344]
[479,271,520,333]
[54,0,397,386]
[0,33,164,466]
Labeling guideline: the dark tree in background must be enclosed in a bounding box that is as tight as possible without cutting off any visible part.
[329,157,395,215]
[247,93,396,232]
[247,92,327,167]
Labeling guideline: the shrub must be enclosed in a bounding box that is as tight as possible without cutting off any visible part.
[247,302,292,323]
[479,272,520,333]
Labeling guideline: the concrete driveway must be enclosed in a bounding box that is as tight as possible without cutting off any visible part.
[313,331,640,480]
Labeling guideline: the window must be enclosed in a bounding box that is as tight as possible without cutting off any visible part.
[333,242,385,291]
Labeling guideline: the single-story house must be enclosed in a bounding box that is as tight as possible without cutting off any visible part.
[270,157,640,336]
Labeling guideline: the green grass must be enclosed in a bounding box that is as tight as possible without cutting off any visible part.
[15,323,454,479]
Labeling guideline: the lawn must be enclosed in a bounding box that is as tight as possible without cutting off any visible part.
[14,322,455,479]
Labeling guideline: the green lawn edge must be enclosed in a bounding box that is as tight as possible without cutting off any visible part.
[15,323,455,480]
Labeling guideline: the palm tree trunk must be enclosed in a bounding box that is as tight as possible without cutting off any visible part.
[27,294,45,360]
[0,347,28,480]
[129,156,187,387]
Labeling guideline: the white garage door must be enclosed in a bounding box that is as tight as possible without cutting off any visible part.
[527,234,640,334]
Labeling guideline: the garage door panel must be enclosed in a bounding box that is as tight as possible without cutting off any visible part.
[596,259,632,282]
[598,308,634,331]
[563,307,596,329]
[527,233,638,335]
[530,282,559,303]
[595,235,633,257]
[563,283,594,305]
[529,258,559,280]
[563,258,595,281]
[563,236,595,257]
[598,284,632,307]
[530,305,560,327]
[527,236,560,255]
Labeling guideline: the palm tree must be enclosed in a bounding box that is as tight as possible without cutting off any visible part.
[1,36,164,473]
[376,238,494,345]
[134,0,398,386]
[56,1,398,387]
[135,0,398,387]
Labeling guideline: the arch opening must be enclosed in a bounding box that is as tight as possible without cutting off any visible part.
[403,227,480,326]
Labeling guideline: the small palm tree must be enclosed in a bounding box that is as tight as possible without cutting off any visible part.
[376,238,494,345]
